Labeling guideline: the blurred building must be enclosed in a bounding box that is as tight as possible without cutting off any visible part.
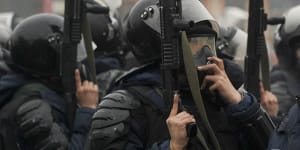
[0,0,43,17]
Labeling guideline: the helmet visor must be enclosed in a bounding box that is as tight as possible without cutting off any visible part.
[188,34,216,67]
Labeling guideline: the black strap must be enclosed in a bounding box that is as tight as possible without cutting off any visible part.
[181,31,219,150]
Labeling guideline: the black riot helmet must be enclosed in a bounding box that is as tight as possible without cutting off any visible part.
[8,14,64,78]
[126,0,219,64]
[8,13,87,79]
[87,5,123,59]
[8,13,63,78]
[274,5,300,68]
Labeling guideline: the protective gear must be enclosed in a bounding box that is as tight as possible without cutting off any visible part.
[87,5,124,59]
[87,62,273,150]
[0,83,63,150]
[189,35,217,67]
[0,79,96,150]
[217,26,247,69]
[16,100,53,139]
[86,90,141,150]
[8,13,87,78]
[8,13,63,78]
[126,0,219,64]
[274,5,300,68]
[271,5,300,117]
[37,123,68,150]
[16,100,68,150]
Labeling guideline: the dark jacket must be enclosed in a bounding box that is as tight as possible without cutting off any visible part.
[98,61,271,150]
[268,103,300,150]
[35,82,97,150]
[0,72,96,150]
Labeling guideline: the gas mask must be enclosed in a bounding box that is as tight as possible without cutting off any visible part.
[188,34,217,67]
[188,34,216,85]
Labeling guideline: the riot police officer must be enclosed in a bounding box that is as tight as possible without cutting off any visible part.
[86,0,274,149]
[268,5,300,150]
[87,7,125,71]
[0,13,99,150]
[270,5,300,117]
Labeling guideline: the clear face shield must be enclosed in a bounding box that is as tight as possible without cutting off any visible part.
[179,33,216,94]
[188,34,217,67]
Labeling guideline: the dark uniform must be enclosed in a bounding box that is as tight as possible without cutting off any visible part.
[85,0,274,149]
[0,13,95,150]
[268,5,300,150]
[268,103,300,150]
[271,5,300,117]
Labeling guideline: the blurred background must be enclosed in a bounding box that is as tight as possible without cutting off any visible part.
[0,0,299,65]
[1,0,298,25]
[1,0,299,27]
[1,0,299,41]
[1,0,299,36]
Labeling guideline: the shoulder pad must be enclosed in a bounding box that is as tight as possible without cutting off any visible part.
[16,100,53,134]
[100,90,141,109]
[92,108,130,129]
[87,120,128,150]
[87,106,130,149]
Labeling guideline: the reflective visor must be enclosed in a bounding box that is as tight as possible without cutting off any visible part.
[188,35,216,66]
